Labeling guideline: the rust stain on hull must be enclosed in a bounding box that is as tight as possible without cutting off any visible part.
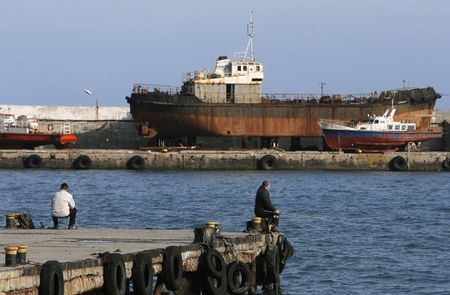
[130,100,436,138]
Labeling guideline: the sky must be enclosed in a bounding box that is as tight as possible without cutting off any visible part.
[1,0,449,108]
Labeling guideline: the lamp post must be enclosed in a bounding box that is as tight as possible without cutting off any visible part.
[319,82,326,97]
[84,89,99,121]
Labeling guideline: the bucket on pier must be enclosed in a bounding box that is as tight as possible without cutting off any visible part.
[4,246,18,267]
[16,245,28,264]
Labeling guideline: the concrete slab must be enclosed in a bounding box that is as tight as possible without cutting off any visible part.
[0,228,196,270]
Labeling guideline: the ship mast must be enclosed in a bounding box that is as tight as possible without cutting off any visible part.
[243,11,255,61]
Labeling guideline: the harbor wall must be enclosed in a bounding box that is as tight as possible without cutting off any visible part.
[1,149,449,171]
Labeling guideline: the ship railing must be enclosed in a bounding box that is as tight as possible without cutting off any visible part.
[261,92,384,104]
[132,84,183,95]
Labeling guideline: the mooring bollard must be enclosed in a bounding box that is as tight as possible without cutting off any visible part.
[16,246,28,265]
[5,213,18,229]
[4,246,18,267]
[252,217,262,231]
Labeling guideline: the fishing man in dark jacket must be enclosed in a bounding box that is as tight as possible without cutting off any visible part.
[254,180,280,232]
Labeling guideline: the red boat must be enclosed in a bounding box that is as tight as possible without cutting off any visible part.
[319,108,442,152]
[0,114,77,149]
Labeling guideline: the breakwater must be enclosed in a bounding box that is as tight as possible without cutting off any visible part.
[0,149,449,171]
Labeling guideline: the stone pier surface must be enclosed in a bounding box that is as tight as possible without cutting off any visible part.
[0,228,269,294]
[0,149,449,171]
[0,229,195,266]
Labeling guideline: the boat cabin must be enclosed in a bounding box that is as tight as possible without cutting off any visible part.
[355,108,416,132]
[182,56,264,104]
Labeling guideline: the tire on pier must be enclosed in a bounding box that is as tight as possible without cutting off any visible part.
[24,154,42,169]
[265,244,280,284]
[162,246,183,291]
[73,155,91,170]
[39,260,64,295]
[258,155,278,170]
[127,155,145,170]
[202,248,227,294]
[103,253,127,295]
[389,156,407,171]
[132,251,154,295]
[442,158,450,171]
[226,261,250,295]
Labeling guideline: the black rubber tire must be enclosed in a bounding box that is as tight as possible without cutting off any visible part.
[162,246,183,291]
[132,252,153,295]
[24,154,42,169]
[127,155,145,170]
[39,260,64,295]
[103,253,127,295]
[73,155,91,170]
[226,262,250,295]
[266,244,280,284]
[204,248,226,279]
[442,158,450,171]
[258,155,278,170]
[203,273,227,295]
[389,156,407,171]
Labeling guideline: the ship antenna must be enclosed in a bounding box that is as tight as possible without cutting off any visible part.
[243,11,255,61]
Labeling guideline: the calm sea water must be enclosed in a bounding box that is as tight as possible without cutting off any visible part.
[1,169,450,294]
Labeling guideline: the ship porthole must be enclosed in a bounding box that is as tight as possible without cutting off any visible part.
[258,155,278,170]
[24,154,42,169]
[389,156,407,171]
[47,124,54,132]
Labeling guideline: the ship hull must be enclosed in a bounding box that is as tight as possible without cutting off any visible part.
[0,133,78,149]
[128,97,436,138]
[321,128,442,151]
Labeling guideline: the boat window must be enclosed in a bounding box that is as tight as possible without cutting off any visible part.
[243,66,247,71]
[395,125,400,130]
[256,65,260,71]
[402,125,407,131]
[380,121,385,124]
[237,66,241,71]
[374,120,379,123]
[407,125,414,131]
[388,125,393,130]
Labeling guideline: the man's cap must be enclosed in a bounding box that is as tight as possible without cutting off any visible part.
[60,183,68,189]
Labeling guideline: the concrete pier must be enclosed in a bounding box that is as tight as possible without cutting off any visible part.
[0,149,449,171]
[0,227,275,294]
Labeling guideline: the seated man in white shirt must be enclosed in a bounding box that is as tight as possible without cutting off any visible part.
[51,183,77,229]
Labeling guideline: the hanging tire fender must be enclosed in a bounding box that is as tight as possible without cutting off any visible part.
[204,248,226,279]
[389,156,407,171]
[132,251,153,295]
[258,155,278,170]
[73,155,91,170]
[24,154,42,169]
[226,261,250,295]
[162,246,183,291]
[265,244,280,284]
[203,273,228,295]
[39,260,64,295]
[127,155,145,170]
[442,158,450,171]
[103,253,127,295]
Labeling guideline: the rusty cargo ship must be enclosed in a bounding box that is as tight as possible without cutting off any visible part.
[126,16,440,150]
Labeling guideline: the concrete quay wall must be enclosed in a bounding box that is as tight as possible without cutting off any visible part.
[0,149,449,171]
